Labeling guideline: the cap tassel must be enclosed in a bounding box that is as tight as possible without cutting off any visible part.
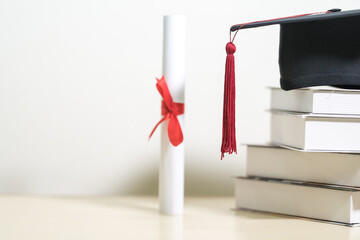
[221,42,237,159]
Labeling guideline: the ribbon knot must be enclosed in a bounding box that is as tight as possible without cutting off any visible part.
[149,76,184,146]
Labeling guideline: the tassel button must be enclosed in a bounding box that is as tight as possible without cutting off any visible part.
[226,42,236,54]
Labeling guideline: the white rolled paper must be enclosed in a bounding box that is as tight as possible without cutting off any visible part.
[159,15,186,215]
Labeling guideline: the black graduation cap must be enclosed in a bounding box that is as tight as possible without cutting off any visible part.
[221,9,360,159]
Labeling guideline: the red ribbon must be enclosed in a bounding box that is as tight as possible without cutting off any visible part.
[149,76,184,146]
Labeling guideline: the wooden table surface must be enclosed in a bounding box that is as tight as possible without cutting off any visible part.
[0,196,358,240]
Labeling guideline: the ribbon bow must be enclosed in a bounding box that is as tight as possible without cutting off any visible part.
[149,76,184,146]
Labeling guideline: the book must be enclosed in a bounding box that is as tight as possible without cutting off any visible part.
[246,145,360,186]
[270,111,360,152]
[235,177,360,225]
[270,87,360,115]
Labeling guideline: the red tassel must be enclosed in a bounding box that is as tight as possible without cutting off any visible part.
[221,42,237,159]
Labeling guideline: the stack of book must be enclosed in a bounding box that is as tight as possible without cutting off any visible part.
[235,87,360,226]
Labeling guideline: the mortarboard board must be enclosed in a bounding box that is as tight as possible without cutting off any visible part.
[221,9,360,159]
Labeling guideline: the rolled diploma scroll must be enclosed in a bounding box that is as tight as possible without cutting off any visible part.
[159,15,186,215]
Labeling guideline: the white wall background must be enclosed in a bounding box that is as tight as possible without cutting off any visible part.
[0,0,358,195]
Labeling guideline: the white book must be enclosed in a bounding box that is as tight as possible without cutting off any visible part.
[235,177,360,225]
[246,145,360,186]
[270,87,360,115]
[270,111,360,152]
